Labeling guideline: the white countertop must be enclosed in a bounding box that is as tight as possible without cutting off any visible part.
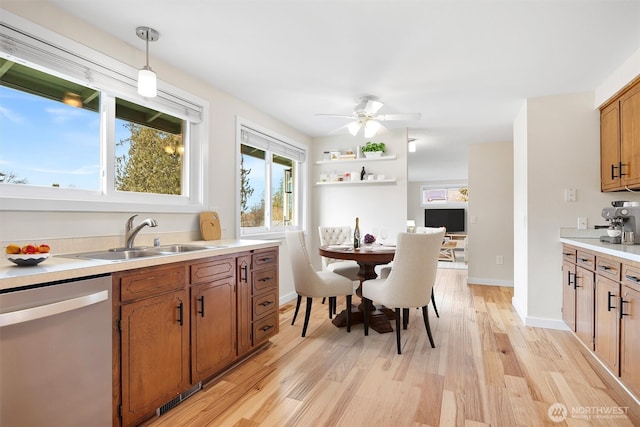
[560,237,640,263]
[0,239,279,292]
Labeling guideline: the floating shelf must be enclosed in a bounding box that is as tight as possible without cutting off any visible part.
[315,154,396,165]
[315,178,396,186]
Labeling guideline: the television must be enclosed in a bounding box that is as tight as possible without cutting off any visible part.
[424,208,465,232]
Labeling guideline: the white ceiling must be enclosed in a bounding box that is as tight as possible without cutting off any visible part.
[49,0,640,181]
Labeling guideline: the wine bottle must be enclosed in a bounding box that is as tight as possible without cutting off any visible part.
[354,217,361,249]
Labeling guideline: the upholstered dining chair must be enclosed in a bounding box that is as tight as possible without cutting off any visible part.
[376,226,444,318]
[285,230,354,337]
[318,226,360,281]
[362,230,444,354]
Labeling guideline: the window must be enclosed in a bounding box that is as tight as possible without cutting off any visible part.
[0,17,207,212]
[239,124,305,236]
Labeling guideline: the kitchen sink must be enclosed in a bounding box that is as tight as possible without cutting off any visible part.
[60,244,226,261]
[152,244,225,253]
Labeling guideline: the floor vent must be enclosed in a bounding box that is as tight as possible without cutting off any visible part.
[156,382,202,417]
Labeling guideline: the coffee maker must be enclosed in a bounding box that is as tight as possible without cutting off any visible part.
[600,206,640,244]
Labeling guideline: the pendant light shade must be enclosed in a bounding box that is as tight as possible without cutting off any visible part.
[363,120,381,138]
[136,26,159,98]
[408,138,417,153]
[137,67,156,97]
[347,121,361,136]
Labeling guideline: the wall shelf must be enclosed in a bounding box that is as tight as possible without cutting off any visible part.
[315,154,396,165]
[315,178,396,186]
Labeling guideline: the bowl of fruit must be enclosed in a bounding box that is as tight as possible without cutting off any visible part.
[363,234,376,245]
[5,243,51,266]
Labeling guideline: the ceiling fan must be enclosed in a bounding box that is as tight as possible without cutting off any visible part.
[317,95,421,138]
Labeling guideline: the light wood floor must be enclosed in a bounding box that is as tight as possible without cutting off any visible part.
[146,268,640,426]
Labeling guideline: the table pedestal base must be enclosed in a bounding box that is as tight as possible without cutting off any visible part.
[331,303,396,334]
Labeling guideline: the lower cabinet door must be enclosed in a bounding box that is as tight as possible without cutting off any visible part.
[621,285,640,397]
[575,266,595,349]
[594,276,620,375]
[562,261,576,331]
[121,290,190,426]
[191,277,237,383]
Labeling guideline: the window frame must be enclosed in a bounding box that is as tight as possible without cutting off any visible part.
[236,118,306,238]
[0,10,209,213]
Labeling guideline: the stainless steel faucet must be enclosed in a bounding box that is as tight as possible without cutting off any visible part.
[125,214,158,248]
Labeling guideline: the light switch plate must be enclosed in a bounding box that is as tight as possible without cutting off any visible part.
[577,217,587,230]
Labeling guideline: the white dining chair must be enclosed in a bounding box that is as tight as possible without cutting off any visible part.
[318,226,360,281]
[376,226,444,318]
[285,230,354,337]
[362,230,444,354]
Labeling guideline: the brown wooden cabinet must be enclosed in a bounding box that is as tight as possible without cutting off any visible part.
[575,250,595,349]
[236,253,253,356]
[561,245,577,331]
[115,264,190,427]
[113,246,280,426]
[595,274,620,374]
[600,77,640,191]
[621,265,640,397]
[190,256,237,383]
[251,248,279,346]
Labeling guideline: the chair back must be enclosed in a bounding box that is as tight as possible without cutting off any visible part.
[318,226,352,269]
[285,230,324,296]
[379,230,444,308]
[416,226,446,235]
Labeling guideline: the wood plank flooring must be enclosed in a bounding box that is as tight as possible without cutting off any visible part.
[145,269,640,426]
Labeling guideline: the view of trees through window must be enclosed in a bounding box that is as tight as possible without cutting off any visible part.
[0,60,185,196]
[240,145,295,229]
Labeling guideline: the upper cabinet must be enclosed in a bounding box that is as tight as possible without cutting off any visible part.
[601,78,640,192]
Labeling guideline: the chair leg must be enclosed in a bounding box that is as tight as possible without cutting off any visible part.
[422,305,435,348]
[302,297,313,337]
[346,295,352,332]
[322,297,326,304]
[395,308,402,354]
[363,297,370,336]
[402,308,409,329]
[291,295,302,325]
[431,288,440,318]
[328,296,334,319]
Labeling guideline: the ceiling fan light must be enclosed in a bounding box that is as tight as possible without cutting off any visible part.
[347,121,361,136]
[137,67,157,97]
[408,138,416,153]
[363,120,381,138]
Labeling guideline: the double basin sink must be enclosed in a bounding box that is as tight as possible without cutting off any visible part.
[62,244,226,262]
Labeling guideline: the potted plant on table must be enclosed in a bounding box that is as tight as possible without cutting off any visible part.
[361,141,386,158]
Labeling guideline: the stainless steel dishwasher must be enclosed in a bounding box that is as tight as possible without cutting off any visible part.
[0,274,112,426]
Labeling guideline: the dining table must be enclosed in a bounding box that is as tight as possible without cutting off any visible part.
[318,244,396,333]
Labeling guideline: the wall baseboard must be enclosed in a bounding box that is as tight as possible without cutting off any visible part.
[467,277,514,287]
[280,291,297,306]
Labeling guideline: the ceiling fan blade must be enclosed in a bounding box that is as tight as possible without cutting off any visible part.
[364,100,383,115]
[374,113,422,121]
[315,113,356,119]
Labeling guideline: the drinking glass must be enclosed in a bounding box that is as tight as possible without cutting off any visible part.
[380,229,388,245]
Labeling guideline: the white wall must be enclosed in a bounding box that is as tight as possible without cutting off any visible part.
[467,141,513,286]
[513,92,640,329]
[311,128,408,268]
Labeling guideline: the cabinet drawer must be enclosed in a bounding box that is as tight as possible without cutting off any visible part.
[576,250,595,270]
[190,257,235,284]
[596,256,621,281]
[253,250,278,269]
[622,264,640,292]
[253,313,278,345]
[119,264,187,302]
[562,245,577,263]
[253,267,278,294]
[253,291,277,320]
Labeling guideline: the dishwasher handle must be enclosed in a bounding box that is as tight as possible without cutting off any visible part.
[0,290,108,327]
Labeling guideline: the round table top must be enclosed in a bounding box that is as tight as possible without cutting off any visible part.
[319,245,395,264]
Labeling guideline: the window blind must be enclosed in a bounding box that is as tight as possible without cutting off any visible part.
[0,22,203,123]
[241,126,306,162]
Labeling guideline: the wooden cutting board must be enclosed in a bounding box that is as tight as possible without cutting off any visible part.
[199,212,221,240]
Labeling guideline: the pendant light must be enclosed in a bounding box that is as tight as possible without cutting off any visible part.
[136,26,159,98]
[408,138,417,153]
